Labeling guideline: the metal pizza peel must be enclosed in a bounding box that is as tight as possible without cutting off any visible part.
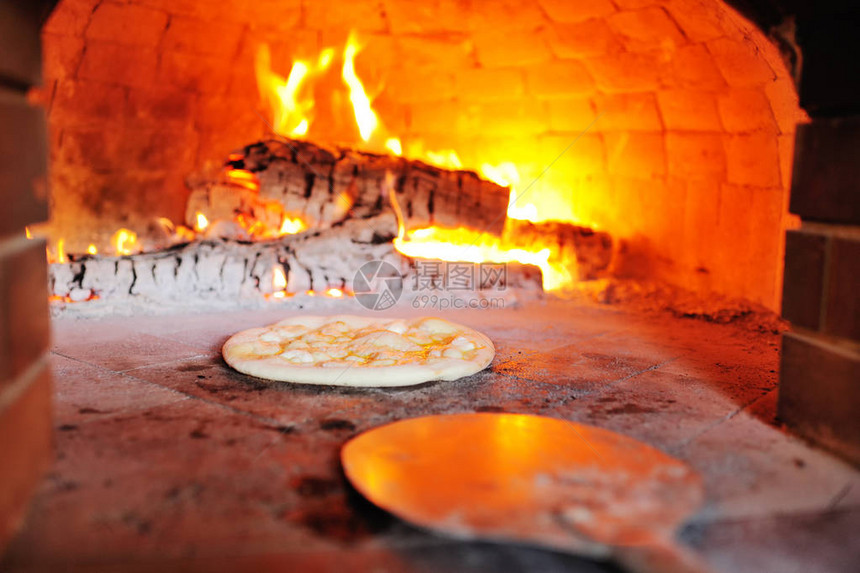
[341,413,714,573]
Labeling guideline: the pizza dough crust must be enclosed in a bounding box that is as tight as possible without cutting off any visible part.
[222,315,495,387]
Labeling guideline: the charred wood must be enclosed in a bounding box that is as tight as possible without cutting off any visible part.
[187,139,510,237]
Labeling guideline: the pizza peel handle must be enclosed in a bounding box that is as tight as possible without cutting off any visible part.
[341,413,715,573]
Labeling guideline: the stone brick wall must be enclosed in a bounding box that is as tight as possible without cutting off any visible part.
[0,0,54,554]
[41,0,806,310]
[779,121,860,464]
[776,4,860,466]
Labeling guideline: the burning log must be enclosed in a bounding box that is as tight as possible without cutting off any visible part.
[48,211,544,309]
[186,139,510,238]
[503,220,614,281]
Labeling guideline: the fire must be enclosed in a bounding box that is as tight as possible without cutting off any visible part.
[255,44,334,137]
[175,225,196,242]
[385,138,402,156]
[56,238,67,264]
[224,169,260,192]
[425,150,463,170]
[25,226,32,239]
[279,216,306,236]
[479,162,540,222]
[269,266,288,299]
[157,217,175,234]
[47,30,583,302]
[342,33,378,142]
[194,212,209,232]
[393,227,574,292]
[385,178,574,292]
[111,228,138,256]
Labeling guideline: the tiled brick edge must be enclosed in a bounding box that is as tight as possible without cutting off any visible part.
[778,331,860,465]
[0,1,53,555]
[0,359,52,552]
[783,227,860,340]
[779,8,860,465]
[780,227,860,466]
[789,117,860,225]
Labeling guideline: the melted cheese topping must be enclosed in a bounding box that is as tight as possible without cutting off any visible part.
[228,316,485,368]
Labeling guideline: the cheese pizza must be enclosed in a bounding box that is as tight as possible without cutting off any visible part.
[223,315,495,387]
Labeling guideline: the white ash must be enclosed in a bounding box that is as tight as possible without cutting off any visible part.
[48,210,544,318]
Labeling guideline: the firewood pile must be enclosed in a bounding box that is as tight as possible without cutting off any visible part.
[48,137,614,309]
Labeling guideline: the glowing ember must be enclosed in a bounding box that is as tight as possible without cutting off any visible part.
[56,238,67,264]
[111,228,138,256]
[385,137,402,156]
[273,267,287,290]
[157,217,175,234]
[393,227,573,292]
[194,212,209,232]
[425,149,463,170]
[325,288,344,298]
[387,184,575,292]
[269,266,288,299]
[87,244,97,255]
[224,169,260,192]
[279,216,307,236]
[175,225,196,242]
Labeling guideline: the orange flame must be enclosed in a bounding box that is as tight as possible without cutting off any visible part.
[279,216,307,236]
[112,228,138,256]
[425,150,463,170]
[385,138,402,156]
[225,169,260,192]
[158,217,175,234]
[87,244,98,255]
[272,266,287,298]
[256,44,334,137]
[194,212,209,232]
[393,227,574,292]
[342,32,378,142]
[56,238,67,264]
[388,185,574,291]
[175,225,196,242]
[479,162,540,222]
[45,30,584,295]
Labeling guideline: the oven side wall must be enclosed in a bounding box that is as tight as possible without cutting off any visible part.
[777,4,860,466]
[0,0,54,553]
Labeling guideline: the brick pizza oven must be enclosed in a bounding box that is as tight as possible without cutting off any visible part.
[0,0,858,569]
[40,0,805,308]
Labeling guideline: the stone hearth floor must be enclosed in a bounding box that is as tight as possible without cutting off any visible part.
[3,299,859,572]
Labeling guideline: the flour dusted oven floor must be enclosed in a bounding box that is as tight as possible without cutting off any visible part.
[3,301,859,572]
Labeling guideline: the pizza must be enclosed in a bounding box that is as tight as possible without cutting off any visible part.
[222,315,495,387]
